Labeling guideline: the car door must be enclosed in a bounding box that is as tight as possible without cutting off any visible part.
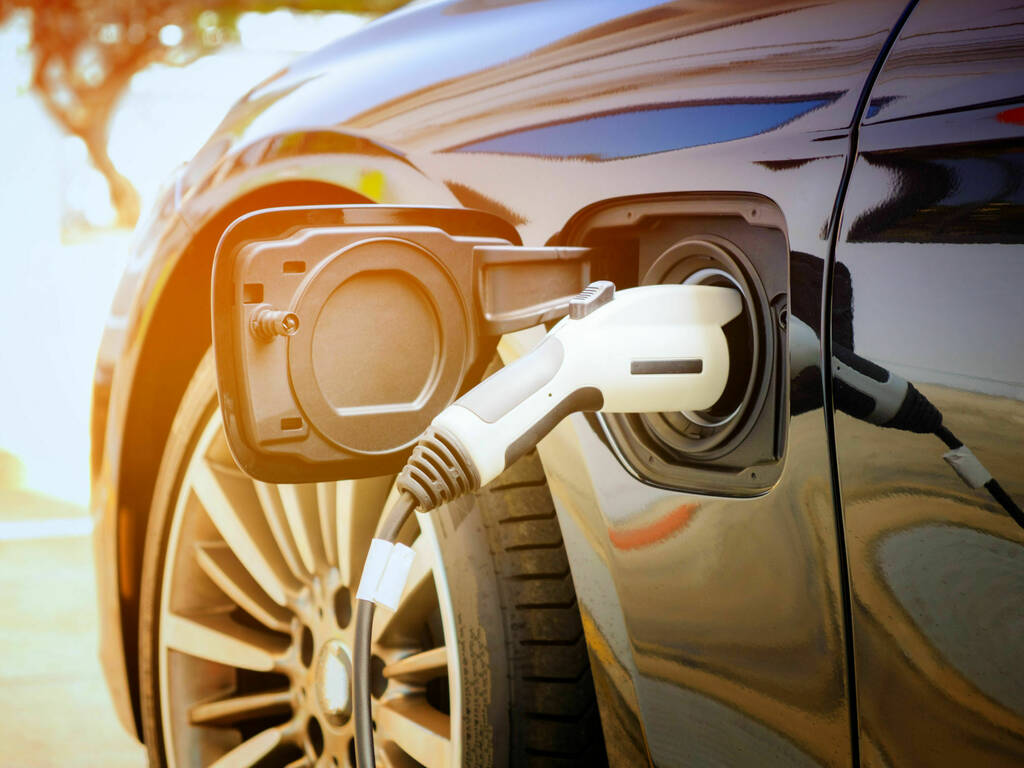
[831,1,1024,764]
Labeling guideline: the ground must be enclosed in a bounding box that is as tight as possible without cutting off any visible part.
[0,481,147,767]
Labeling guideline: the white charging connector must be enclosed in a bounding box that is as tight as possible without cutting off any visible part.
[399,281,742,506]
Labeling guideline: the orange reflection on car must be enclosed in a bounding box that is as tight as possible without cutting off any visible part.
[607,502,697,551]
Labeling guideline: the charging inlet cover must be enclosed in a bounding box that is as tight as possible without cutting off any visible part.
[212,204,631,484]
[212,205,521,483]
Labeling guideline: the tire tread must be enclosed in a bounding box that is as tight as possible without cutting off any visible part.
[475,451,608,766]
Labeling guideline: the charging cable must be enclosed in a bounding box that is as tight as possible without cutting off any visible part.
[351,281,742,767]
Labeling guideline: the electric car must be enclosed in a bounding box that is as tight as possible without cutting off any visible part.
[91,1,1024,766]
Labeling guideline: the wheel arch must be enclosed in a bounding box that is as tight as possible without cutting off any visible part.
[114,179,372,738]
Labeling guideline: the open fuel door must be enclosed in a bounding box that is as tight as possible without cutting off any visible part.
[212,205,634,482]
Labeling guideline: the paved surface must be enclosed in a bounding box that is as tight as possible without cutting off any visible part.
[0,482,146,768]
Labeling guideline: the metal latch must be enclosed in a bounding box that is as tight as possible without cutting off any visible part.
[475,244,635,334]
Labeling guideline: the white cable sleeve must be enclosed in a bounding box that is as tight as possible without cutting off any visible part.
[356,538,393,602]
[943,446,993,490]
[373,542,416,611]
[355,538,416,610]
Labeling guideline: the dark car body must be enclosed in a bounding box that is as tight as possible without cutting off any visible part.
[91,0,1024,764]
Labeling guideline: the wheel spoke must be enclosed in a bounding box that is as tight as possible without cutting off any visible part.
[209,725,286,768]
[205,456,251,480]
[337,476,394,586]
[189,689,292,727]
[192,460,298,605]
[376,696,451,767]
[373,534,436,645]
[254,481,309,581]
[380,743,424,768]
[278,483,326,574]
[195,542,292,633]
[382,647,448,685]
[163,611,288,671]
[317,483,338,566]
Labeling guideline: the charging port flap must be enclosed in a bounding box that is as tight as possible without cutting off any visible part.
[211,205,632,483]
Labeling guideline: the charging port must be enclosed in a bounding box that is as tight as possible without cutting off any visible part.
[562,194,789,496]
[641,235,767,459]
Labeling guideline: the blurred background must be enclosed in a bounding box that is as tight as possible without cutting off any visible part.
[0,2,398,764]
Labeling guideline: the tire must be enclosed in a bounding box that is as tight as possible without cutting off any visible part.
[138,350,607,767]
[439,455,609,768]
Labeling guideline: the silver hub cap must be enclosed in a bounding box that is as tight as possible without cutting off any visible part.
[316,640,352,726]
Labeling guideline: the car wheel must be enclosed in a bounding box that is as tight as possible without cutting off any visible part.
[139,350,606,767]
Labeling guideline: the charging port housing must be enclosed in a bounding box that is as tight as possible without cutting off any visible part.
[561,194,789,496]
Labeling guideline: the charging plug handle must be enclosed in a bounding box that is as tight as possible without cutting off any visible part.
[397,281,742,509]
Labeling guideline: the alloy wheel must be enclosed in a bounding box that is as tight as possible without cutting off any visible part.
[156,411,461,767]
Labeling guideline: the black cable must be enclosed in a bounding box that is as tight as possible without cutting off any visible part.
[352,600,377,768]
[353,491,419,768]
[934,426,1024,529]
[935,425,962,450]
[985,478,1024,530]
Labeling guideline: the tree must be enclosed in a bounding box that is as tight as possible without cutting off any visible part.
[0,0,403,228]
